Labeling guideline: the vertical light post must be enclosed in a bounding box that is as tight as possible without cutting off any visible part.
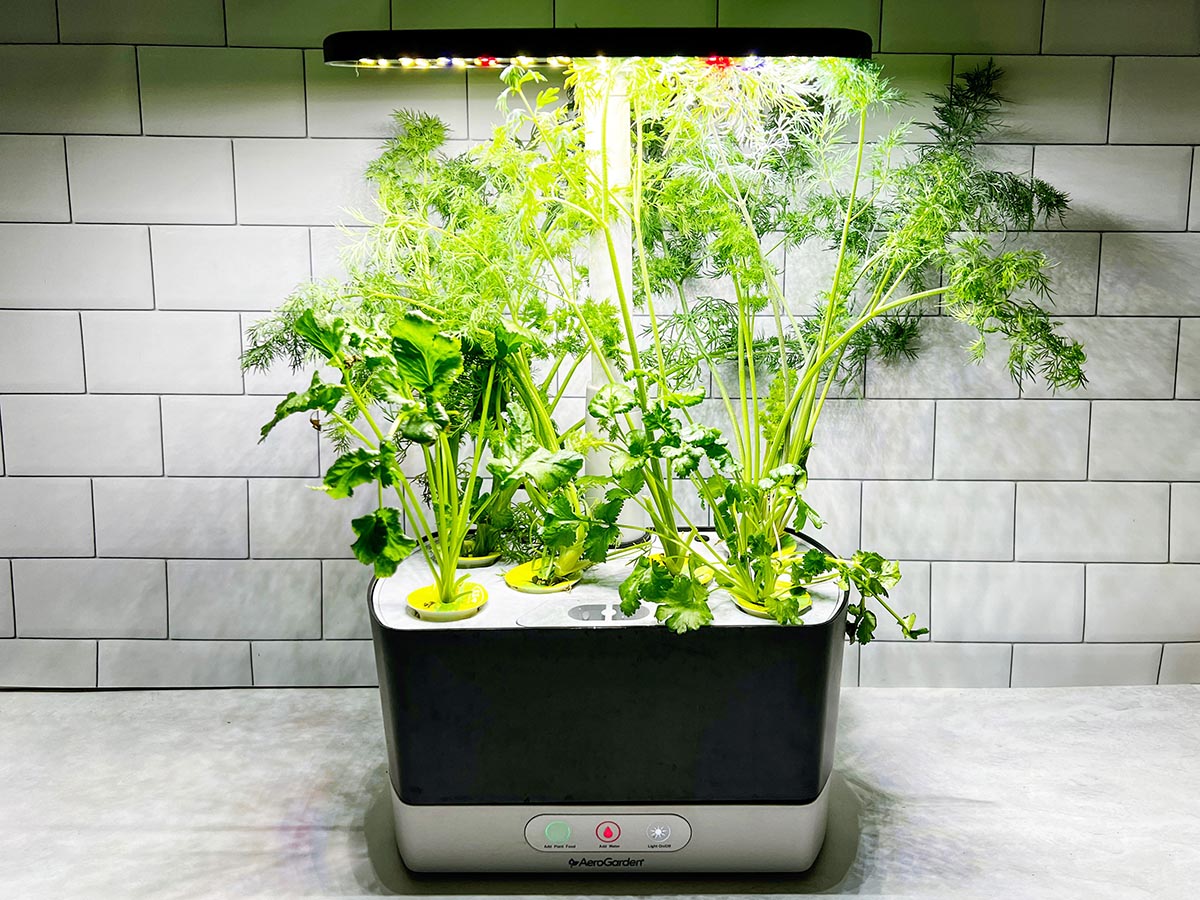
[581,70,637,509]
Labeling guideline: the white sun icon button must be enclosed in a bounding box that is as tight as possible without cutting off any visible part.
[647,823,671,842]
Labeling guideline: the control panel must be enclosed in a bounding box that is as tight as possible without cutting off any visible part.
[524,814,691,853]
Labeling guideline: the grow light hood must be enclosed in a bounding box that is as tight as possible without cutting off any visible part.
[323,27,872,68]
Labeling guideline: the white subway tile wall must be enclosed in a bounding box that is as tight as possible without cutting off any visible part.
[1,0,1199,687]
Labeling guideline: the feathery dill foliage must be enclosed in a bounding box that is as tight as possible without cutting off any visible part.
[242,106,621,454]
[642,57,1083,394]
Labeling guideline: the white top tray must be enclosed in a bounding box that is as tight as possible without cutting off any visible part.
[371,538,844,631]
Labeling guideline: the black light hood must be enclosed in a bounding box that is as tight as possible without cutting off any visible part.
[323,27,873,67]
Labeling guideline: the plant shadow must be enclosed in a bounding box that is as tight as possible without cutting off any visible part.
[360,763,864,896]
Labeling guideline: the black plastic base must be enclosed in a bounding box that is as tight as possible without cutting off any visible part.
[370,534,848,808]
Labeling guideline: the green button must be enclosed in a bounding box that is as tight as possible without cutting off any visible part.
[544,821,571,843]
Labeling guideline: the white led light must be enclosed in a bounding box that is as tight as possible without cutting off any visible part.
[398,56,414,67]
[514,55,534,67]
[358,57,375,65]
[376,58,389,67]
[414,57,430,68]
[452,57,467,67]
[436,57,450,67]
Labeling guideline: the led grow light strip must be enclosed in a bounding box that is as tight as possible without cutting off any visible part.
[323,27,873,68]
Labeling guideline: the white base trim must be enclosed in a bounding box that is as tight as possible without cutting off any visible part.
[390,778,831,873]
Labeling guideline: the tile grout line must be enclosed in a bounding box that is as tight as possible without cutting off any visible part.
[88,477,97,559]
[1104,56,1115,144]
[1174,316,1184,399]
[133,46,144,136]
[61,135,74,223]
[229,138,239,226]
[1081,562,1087,643]
[930,399,938,480]
[5,559,14,639]
[1167,482,1173,563]
[1186,147,1196,230]
[77,311,88,393]
[1084,399,1092,479]
[163,558,170,640]
[1011,480,1018,563]
[245,478,251,561]
[146,226,157,309]
[301,49,310,139]
[157,396,166,476]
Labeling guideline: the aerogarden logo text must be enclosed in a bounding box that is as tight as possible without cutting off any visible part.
[568,857,645,869]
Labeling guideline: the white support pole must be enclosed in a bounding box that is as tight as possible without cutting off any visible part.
[581,70,645,524]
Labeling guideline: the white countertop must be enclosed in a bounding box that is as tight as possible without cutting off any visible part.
[1,685,1197,898]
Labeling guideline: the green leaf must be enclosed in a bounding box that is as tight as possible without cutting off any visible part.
[848,551,902,597]
[398,411,441,445]
[350,507,417,578]
[621,558,714,633]
[582,522,621,563]
[609,448,646,493]
[390,313,463,402]
[792,549,832,582]
[323,449,379,499]
[766,589,812,626]
[293,310,345,360]
[494,320,538,357]
[536,87,560,108]
[323,441,403,499]
[488,446,584,493]
[260,371,345,441]
[588,383,637,420]
[855,607,878,644]
[662,386,706,409]
[657,600,710,633]
[541,494,585,552]
[619,556,654,616]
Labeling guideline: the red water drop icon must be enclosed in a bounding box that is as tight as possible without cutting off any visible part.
[596,821,620,842]
[603,826,613,839]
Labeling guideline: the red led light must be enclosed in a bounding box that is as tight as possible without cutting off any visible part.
[705,55,733,69]
[476,56,498,67]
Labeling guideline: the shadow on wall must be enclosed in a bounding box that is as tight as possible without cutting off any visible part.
[358,763,866,895]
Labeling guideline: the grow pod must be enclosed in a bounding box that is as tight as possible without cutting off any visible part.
[325,26,871,874]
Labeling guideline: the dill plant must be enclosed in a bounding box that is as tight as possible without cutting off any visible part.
[476,57,1083,634]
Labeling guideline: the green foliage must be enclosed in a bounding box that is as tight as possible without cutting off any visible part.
[488,443,583,493]
[587,384,637,422]
[389,313,464,401]
[350,507,418,577]
[619,556,714,634]
[323,442,403,499]
[246,54,1086,640]
[260,372,344,441]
